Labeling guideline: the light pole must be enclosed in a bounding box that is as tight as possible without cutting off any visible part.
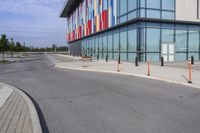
[23,42,26,56]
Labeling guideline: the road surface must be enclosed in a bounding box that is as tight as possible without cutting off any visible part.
[0,55,200,133]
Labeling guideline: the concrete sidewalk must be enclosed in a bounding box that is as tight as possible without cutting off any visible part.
[48,54,200,89]
[0,83,42,133]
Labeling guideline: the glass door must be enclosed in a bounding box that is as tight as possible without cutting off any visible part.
[161,42,175,62]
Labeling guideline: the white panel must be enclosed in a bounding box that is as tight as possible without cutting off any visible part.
[176,0,200,22]
[169,44,174,54]
[162,44,168,54]
[163,55,168,62]
[199,0,200,18]
[169,55,174,62]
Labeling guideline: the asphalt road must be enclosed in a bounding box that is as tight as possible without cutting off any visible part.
[0,55,200,133]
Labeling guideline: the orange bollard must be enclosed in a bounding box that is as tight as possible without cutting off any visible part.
[147,61,151,76]
[188,62,192,83]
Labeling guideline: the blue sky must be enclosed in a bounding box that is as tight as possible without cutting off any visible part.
[0,0,66,47]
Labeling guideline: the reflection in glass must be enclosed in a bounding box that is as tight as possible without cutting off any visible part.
[147,28,160,52]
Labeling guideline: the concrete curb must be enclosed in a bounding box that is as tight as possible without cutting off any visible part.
[0,82,43,133]
[55,65,200,89]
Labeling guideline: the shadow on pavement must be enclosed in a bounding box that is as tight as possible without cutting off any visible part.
[20,90,49,133]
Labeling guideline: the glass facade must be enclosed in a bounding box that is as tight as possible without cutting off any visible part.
[117,0,175,24]
[66,0,176,42]
[81,22,200,62]
[140,0,175,19]
[67,0,200,62]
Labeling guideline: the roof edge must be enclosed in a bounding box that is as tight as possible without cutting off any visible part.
[60,0,82,18]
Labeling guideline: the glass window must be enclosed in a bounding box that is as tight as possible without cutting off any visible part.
[128,11,137,20]
[176,30,187,52]
[120,0,127,15]
[128,0,137,12]
[120,53,127,61]
[92,38,95,53]
[188,53,199,60]
[147,0,160,9]
[89,39,92,55]
[147,10,160,19]
[140,0,145,7]
[108,34,113,52]
[188,31,199,51]
[140,9,146,18]
[108,52,113,60]
[99,36,103,53]
[81,40,86,56]
[84,40,87,55]
[146,28,160,52]
[128,53,136,62]
[146,53,160,62]
[162,0,175,10]
[162,11,175,20]
[120,31,127,52]
[114,32,119,52]
[114,53,119,60]
[128,29,137,52]
[103,35,107,53]
[95,37,98,53]
[86,39,89,55]
[176,53,186,61]
[162,29,174,42]
[140,28,146,53]
[119,16,127,23]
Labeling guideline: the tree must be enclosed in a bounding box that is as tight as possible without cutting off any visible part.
[52,44,57,52]
[15,41,22,52]
[9,38,15,58]
[0,34,9,60]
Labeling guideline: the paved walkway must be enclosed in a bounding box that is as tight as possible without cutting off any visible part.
[48,54,200,89]
[0,83,42,133]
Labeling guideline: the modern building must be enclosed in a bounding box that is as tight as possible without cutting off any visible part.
[60,0,200,62]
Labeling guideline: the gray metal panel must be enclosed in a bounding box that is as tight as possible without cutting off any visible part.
[60,0,82,18]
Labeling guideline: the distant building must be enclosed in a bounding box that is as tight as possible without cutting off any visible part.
[60,0,200,62]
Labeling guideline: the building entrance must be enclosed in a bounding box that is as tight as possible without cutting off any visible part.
[161,43,175,62]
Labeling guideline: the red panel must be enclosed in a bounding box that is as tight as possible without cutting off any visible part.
[88,20,92,35]
[100,21,102,31]
[72,30,75,41]
[102,12,104,30]
[68,33,71,42]
[79,26,82,38]
[102,10,108,30]
[95,16,97,32]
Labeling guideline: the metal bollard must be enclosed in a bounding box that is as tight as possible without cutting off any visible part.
[97,54,99,60]
[147,61,151,76]
[161,56,164,66]
[135,57,139,67]
[106,55,108,62]
[191,56,194,65]
[117,56,121,72]
[188,62,192,83]
[118,56,121,64]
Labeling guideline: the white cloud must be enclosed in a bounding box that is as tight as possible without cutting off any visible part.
[0,0,67,47]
